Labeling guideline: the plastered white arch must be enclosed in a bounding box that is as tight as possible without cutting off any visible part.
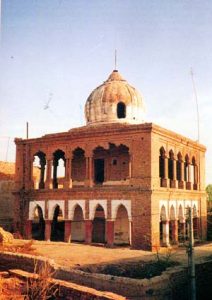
[111,200,131,221]
[48,200,65,220]
[68,200,85,220]
[89,200,107,220]
[159,199,199,221]
[169,205,176,220]
[29,201,45,220]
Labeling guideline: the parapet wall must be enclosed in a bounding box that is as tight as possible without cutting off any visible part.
[0,251,212,299]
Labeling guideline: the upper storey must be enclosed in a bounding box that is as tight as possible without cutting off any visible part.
[85,70,145,125]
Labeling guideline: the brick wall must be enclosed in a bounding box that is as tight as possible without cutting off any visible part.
[1,251,212,299]
[0,180,15,231]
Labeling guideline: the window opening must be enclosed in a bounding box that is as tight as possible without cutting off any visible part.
[117,102,126,119]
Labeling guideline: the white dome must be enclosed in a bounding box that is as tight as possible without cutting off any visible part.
[85,70,145,125]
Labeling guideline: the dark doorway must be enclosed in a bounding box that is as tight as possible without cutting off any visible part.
[94,159,104,183]
[32,206,45,240]
[92,205,105,243]
[117,102,126,119]
[51,205,65,241]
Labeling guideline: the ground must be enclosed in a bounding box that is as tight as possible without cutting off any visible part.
[10,240,212,269]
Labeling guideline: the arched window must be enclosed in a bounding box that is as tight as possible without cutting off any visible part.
[176,152,182,181]
[159,147,167,187]
[117,102,126,119]
[168,150,174,180]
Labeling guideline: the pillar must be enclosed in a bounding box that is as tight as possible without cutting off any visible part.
[106,220,114,247]
[162,220,170,246]
[64,220,72,242]
[25,220,32,239]
[85,156,93,187]
[170,220,178,244]
[45,220,52,241]
[193,164,198,190]
[186,164,192,190]
[161,156,168,187]
[85,219,92,243]
[39,160,46,189]
[178,160,184,189]
[45,158,52,189]
[64,157,72,189]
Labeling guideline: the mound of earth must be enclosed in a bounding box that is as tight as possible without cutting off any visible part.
[0,227,14,244]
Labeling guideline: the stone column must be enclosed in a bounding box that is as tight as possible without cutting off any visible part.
[39,160,46,189]
[64,220,72,242]
[106,220,114,247]
[193,164,198,190]
[170,220,178,244]
[64,155,73,189]
[178,160,184,189]
[85,156,93,187]
[186,164,192,190]
[25,220,32,239]
[162,220,170,246]
[45,220,52,241]
[45,158,52,189]
[85,219,93,244]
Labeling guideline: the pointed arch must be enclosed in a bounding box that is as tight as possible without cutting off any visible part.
[92,204,106,243]
[169,205,175,220]
[52,149,66,189]
[33,151,46,189]
[159,147,167,187]
[114,204,130,245]
[160,205,167,221]
[31,205,45,241]
[176,152,183,188]
[71,147,86,184]
[71,204,85,242]
[50,204,65,242]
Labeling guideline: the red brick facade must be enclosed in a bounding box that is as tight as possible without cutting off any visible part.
[13,122,207,250]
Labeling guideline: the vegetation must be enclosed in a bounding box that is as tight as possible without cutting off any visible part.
[206,184,212,201]
[24,261,58,300]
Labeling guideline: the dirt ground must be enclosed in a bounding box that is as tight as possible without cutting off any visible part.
[11,240,212,269]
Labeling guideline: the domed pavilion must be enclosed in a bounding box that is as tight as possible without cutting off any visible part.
[14,68,207,251]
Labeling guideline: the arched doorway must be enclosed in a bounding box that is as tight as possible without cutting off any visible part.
[114,204,129,245]
[71,205,85,242]
[92,205,106,243]
[33,151,46,189]
[32,205,45,240]
[51,205,65,241]
[52,150,66,189]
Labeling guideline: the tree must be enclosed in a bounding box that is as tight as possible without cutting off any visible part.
[206,184,212,201]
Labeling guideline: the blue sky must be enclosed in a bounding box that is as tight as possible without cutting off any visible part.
[0,0,212,183]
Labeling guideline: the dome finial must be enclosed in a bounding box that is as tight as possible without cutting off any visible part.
[114,49,117,71]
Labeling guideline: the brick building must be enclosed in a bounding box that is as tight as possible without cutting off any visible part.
[14,70,207,250]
